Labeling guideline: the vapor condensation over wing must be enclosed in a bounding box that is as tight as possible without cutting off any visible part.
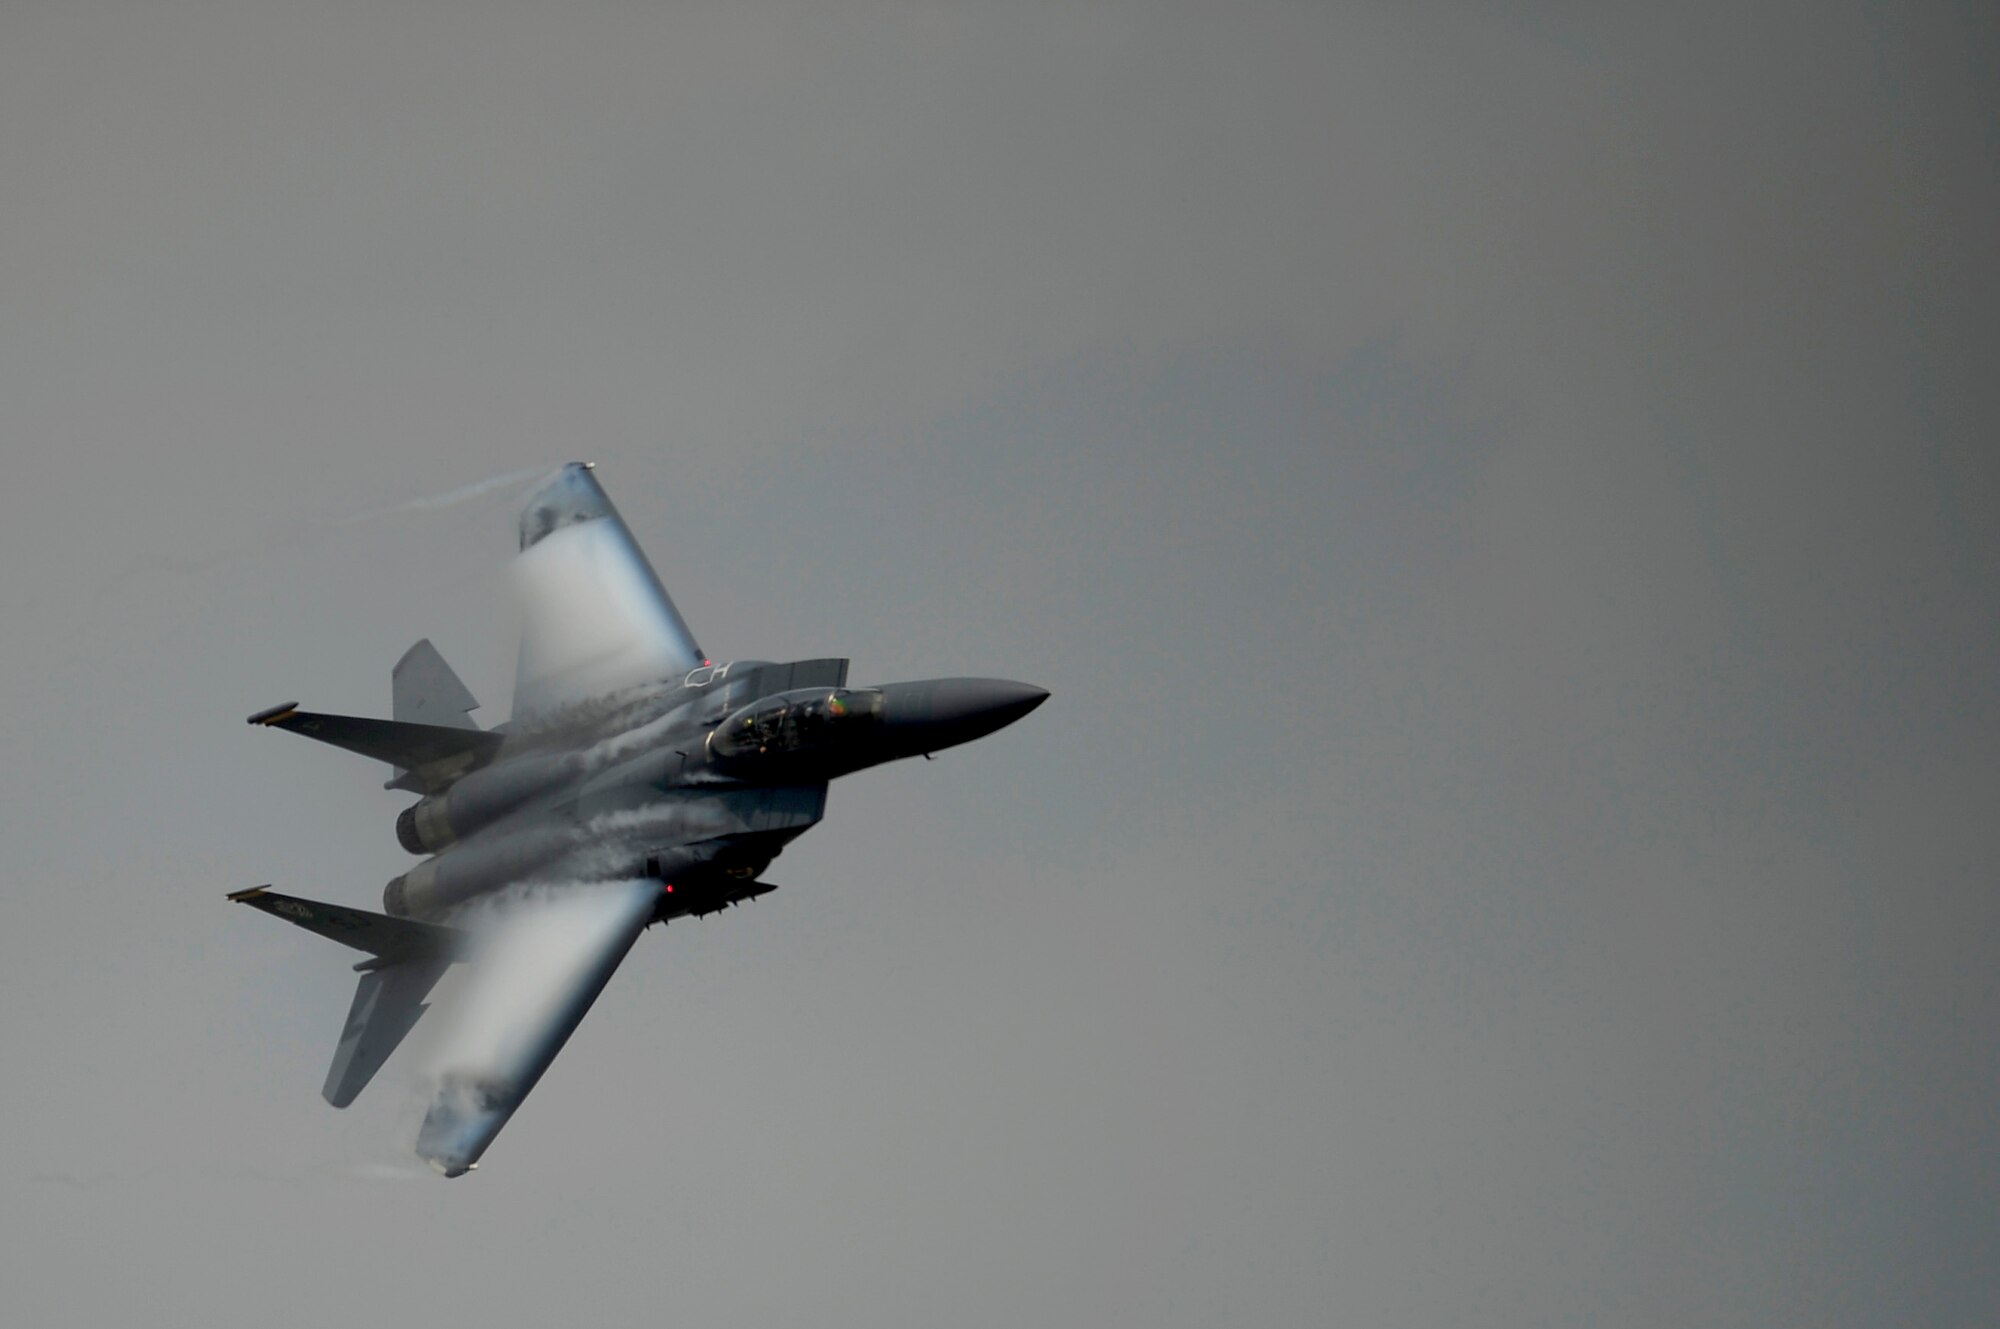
[416,879,661,1176]
[510,464,705,722]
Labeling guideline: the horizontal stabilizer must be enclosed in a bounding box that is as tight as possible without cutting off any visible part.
[228,886,473,964]
[246,705,503,793]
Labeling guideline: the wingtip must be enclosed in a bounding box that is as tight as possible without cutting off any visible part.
[246,701,300,726]
[226,885,271,902]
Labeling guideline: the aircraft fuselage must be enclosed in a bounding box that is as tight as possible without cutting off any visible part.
[383,664,1046,924]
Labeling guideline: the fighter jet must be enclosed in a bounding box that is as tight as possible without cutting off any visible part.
[232,463,1046,1176]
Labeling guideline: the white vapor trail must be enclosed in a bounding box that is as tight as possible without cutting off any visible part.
[336,466,554,526]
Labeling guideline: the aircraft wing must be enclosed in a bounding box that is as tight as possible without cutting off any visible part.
[511,464,705,723]
[416,878,661,1176]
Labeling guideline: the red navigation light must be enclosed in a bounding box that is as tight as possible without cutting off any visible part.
[664,883,674,893]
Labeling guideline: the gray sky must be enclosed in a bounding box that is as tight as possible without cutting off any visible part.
[3,3,1995,1325]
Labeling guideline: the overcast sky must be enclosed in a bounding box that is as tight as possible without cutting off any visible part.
[2,3,1995,1326]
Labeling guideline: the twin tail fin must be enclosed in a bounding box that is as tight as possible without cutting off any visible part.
[228,887,473,1108]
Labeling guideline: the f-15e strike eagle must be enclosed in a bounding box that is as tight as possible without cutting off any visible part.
[232,463,1046,1176]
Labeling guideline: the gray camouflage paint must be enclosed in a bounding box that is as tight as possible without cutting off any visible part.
[245,465,1046,1174]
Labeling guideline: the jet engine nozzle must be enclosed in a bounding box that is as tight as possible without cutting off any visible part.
[393,751,581,856]
[397,800,454,855]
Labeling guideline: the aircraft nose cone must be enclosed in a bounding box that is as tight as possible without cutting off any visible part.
[877,677,1049,755]
[959,678,1050,727]
[916,677,1049,730]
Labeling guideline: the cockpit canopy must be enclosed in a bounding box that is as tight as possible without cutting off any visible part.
[708,688,884,763]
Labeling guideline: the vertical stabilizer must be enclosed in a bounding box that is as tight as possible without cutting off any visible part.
[394,640,480,788]
[325,959,454,1107]
[394,639,480,730]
